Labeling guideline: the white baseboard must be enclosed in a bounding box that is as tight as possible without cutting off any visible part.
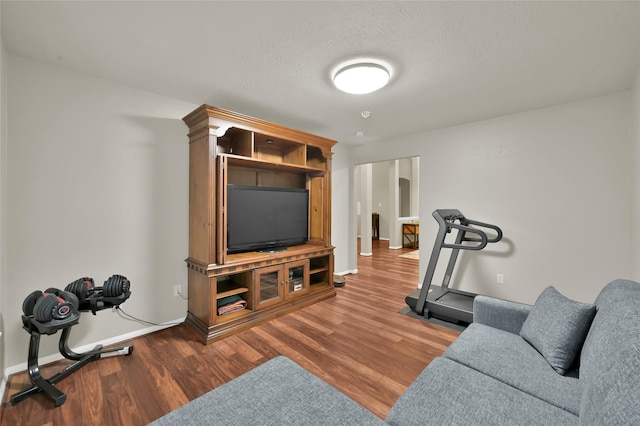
[2,317,186,392]
[359,252,373,257]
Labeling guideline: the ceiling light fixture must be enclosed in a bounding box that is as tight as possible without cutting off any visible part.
[333,62,390,95]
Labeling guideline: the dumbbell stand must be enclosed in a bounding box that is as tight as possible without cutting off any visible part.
[59,327,133,361]
[10,316,133,407]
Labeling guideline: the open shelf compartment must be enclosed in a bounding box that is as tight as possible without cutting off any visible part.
[216,272,252,320]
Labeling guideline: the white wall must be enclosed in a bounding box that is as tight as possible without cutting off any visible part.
[347,92,633,304]
[372,161,390,239]
[3,55,196,367]
[632,68,640,282]
[0,5,7,395]
[331,143,355,275]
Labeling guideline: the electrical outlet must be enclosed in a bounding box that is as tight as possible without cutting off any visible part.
[173,284,181,297]
[497,273,504,284]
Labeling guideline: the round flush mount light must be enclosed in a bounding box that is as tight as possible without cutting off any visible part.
[332,61,391,94]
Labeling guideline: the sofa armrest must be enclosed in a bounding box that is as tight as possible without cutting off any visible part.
[473,296,532,335]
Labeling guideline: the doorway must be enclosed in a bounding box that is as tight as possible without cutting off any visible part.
[354,157,420,259]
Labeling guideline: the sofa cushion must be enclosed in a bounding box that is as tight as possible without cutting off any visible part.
[520,286,595,374]
[444,323,581,415]
[579,279,640,425]
[148,356,384,426]
[386,357,579,426]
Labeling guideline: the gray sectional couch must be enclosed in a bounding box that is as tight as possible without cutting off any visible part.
[150,279,640,425]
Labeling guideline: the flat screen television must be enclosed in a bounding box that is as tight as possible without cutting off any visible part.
[227,185,309,253]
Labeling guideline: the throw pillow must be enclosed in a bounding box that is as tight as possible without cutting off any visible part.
[520,286,596,375]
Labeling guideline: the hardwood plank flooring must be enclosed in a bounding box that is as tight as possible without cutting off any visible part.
[1,240,459,425]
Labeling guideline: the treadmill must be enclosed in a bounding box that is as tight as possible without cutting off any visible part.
[405,209,502,324]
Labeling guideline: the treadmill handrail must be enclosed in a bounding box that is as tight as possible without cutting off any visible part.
[463,218,503,244]
[441,222,488,250]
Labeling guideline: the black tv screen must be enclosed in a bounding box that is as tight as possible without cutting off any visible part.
[227,185,309,253]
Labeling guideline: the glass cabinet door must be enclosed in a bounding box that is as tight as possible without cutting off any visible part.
[284,260,309,299]
[254,265,284,309]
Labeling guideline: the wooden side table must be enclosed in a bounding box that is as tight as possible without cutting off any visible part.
[402,222,419,248]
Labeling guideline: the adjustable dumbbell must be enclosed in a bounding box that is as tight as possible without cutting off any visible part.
[65,275,130,300]
[22,288,80,323]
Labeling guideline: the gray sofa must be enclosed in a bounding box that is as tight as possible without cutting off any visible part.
[150,279,640,425]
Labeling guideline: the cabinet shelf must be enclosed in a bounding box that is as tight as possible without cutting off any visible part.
[309,254,331,288]
[216,286,250,300]
[224,154,326,174]
[310,276,330,287]
[215,125,329,172]
[216,308,251,321]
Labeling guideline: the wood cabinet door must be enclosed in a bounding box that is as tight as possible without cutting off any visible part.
[254,265,284,309]
[284,259,310,299]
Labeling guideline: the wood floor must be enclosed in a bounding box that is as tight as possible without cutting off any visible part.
[1,240,460,425]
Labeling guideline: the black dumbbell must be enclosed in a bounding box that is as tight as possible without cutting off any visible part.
[22,288,79,323]
[65,275,130,300]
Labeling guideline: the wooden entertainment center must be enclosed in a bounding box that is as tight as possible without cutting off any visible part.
[182,105,337,344]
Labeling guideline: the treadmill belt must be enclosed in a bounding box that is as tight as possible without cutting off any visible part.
[435,291,474,312]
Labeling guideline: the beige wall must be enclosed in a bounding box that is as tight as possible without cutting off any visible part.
[0,4,7,395]
[347,92,633,305]
[632,67,640,282]
[3,55,196,368]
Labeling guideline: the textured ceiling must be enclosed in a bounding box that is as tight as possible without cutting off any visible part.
[2,1,640,145]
